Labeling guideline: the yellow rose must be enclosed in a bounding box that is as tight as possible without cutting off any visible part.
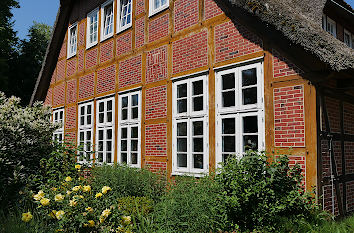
[54,194,64,202]
[75,164,81,170]
[86,207,93,213]
[83,185,91,192]
[56,210,65,220]
[33,190,45,201]
[65,176,72,182]
[69,200,77,207]
[99,216,105,223]
[66,191,72,196]
[40,198,50,206]
[101,208,111,218]
[95,192,103,198]
[49,210,57,219]
[72,185,81,192]
[122,215,131,225]
[101,186,111,194]
[88,220,95,227]
[21,212,33,222]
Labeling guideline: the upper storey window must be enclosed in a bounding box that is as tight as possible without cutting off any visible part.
[67,23,77,58]
[322,14,336,38]
[344,29,354,48]
[149,0,169,16]
[86,8,99,48]
[117,0,132,33]
[101,0,114,41]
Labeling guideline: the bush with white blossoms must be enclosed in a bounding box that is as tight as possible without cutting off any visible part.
[24,165,133,233]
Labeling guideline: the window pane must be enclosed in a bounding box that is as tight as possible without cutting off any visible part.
[131,140,138,151]
[121,153,127,163]
[106,153,112,163]
[132,107,138,119]
[99,113,104,123]
[242,87,257,105]
[131,153,138,164]
[98,152,103,162]
[132,94,138,106]
[222,91,235,107]
[107,112,112,122]
[122,109,128,120]
[177,83,187,98]
[177,99,187,113]
[59,111,63,120]
[87,115,92,125]
[107,100,112,111]
[121,140,127,151]
[222,136,235,152]
[107,129,112,139]
[193,96,203,111]
[177,122,187,136]
[177,154,187,168]
[193,154,203,169]
[243,135,258,151]
[121,128,127,138]
[243,116,258,133]
[80,132,84,141]
[131,127,138,138]
[192,80,203,95]
[222,118,235,134]
[222,73,235,90]
[80,116,84,126]
[98,141,104,151]
[193,121,203,136]
[122,96,128,107]
[242,68,257,86]
[177,138,187,152]
[87,105,92,114]
[99,102,104,112]
[193,138,203,152]
[87,131,91,141]
[107,141,112,151]
[99,130,104,140]
[80,106,85,115]
[222,154,230,163]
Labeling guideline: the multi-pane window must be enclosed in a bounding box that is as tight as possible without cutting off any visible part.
[101,0,114,41]
[53,108,65,143]
[216,62,264,165]
[117,0,132,32]
[149,0,169,16]
[118,91,141,167]
[67,23,77,58]
[96,97,115,164]
[86,8,99,48]
[322,15,336,38]
[344,29,353,48]
[172,75,208,175]
[77,102,93,163]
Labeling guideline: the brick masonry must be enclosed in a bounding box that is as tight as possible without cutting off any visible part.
[204,0,223,20]
[119,55,142,88]
[65,106,77,129]
[97,64,116,95]
[56,59,66,81]
[66,79,77,104]
[59,40,66,58]
[343,102,354,135]
[148,13,169,43]
[116,31,132,57]
[146,45,168,84]
[174,0,199,32]
[64,131,76,144]
[135,17,145,49]
[135,0,145,15]
[78,21,85,47]
[288,155,306,187]
[79,73,95,100]
[145,161,167,173]
[145,123,167,156]
[145,85,167,120]
[85,48,98,69]
[66,58,77,77]
[274,85,305,147]
[77,49,84,73]
[100,40,114,64]
[45,88,52,106]
[53,83,65,106]
[273,49,303,78]
[172,30,208,74]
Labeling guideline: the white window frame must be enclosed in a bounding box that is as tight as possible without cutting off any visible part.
[117,0,132,33]
[172,75,209,176]
[96,96,115,164]
[149,0,169,17]
[215,61,265,167]
[117,90,141,167]
[77,101,94,164]
[53,108,65,143]
[101,0,115,42]
[86,8,99,49]
[67,23,78,58]
[322,15,336,38]
[344,29,352,48]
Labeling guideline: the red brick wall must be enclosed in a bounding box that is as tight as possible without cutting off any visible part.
[97,64,116,95]
[135,17,145,49]
[100,40,114,64]
[274,85,305,147]
[59,40,67,58]
[56,59,66,81]
[174,0,199,32]
[344,142,354,174]
[45,88,52,106]
[324,97,341,133]
[66,58,77,77]
[172,30,208,74]
[77,49,84,73]
[53,83,65,106]
[288,155,306,187]
[78,73,95,100]
[145,85,167,120]
[64,131,76,144]
[65,106,77,129]
[118,55,142,88]
[145,123,167,156]
[135,0,145,15]
[78,21,85,47]
[116,32,132,57]
[50,69,56,84]
[148,13,169,43]
[204,0,223,20]
[214,21,262,63]
[146,45,167,84]
[85,48,98,69]
[66,79,77,104]
[145,161,167,173]
[347,181,354,212]
[273,49,303,78]
[343,102,354,135]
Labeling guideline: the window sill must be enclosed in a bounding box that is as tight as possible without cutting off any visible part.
[67,53,77,60]
[117,24,132,35]
[100,33,114,43]
[148,4,169,18]
[171,171,208,178]
[86,41,98,50]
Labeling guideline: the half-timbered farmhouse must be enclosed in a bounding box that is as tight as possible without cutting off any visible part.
[31,0,354,216]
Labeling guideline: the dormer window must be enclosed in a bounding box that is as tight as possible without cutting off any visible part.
[101,0,114,41]
[149,0,169,16]
[117,0,132,33]
[67,23,77,58]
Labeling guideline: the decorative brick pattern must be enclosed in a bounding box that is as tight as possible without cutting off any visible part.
[59,40,67,58]
[66,58,77,77]
[174,0,199,32]
[172,30,208,74]
[145,85,167,120]
[78,21,85,47]
[53,83,65,106]
[119,55,142,88]
[116,31,132,57]
[273,49,303,78]
[148,13,169,43]
[100,40,114,63]
[344,102,354,135]
[44,88,52,106]
[85,48,98,69]
[274,85,305,147]
[204,0,223,20]
[145,123,167,156]
[79,73,95,100]
[215,21,262,63]
[56,59,66,81]
[77,49,84,73]
[288,155,306,187]
[66,79,77,104]
[97,64,116,95]
[135,17,145,49]
[65,106,77,129]
[146,46,167,83]
[64,131,76,144]
[135,0,145,15]
[145,161,167,173]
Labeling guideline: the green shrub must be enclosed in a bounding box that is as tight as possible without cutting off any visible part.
[216,151,320,232]
[91,164,166,202]
[118,196,154,217]
[152,176,229,233]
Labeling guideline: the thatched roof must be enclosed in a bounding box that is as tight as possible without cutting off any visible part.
[30,0,354,104]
